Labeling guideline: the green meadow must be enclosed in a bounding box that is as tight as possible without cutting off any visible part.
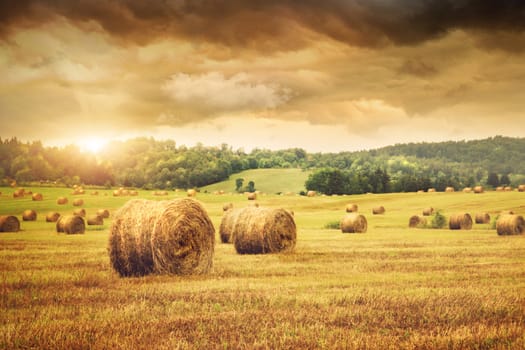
[1,182,524,349]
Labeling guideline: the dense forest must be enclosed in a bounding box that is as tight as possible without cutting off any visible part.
[1,136,524,194]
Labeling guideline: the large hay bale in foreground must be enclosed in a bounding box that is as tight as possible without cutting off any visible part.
[73,198,84,206]
[409,215,426,228]
[496,215,524,235]
[422,207,434,216]
[518,184,525,192]
[22,209,37,221]
[346,203,358,213]
[341,213,367,233]
[449,213,473,230]
[0,216,20,232]
[232,207,296,254]
[372,206,385,215]
[87,215,104,226]
[109,198,215,277]
[56,215,85,234]
[474,186,484,194]
[97,209,110,219]
[32,193,43,201]
[57,197,68,205]
[46,212,61,223]
[73,208,86,217]
[475,213,491,224]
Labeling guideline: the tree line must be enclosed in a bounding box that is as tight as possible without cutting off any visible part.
[1,136,524,193]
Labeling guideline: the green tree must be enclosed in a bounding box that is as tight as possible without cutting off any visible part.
[246,181,255,192]
[500,174,511,186]
[487,172,500,187]
[235,178,244,192]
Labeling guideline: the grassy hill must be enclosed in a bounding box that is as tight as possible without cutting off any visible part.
[201,168,312,194]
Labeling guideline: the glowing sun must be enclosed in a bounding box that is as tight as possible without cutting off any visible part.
[79,138,107,154]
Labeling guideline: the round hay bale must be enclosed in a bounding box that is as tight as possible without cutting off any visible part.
[445,186,455,193]
[222,203,233,212]
[56,215,85,234]
[346,203,358,213]
[187,189,197,197]
[91,191,99,196]
[473,186,484,194]
[22,209,37,221]
[449,213,473,230]
[130,190,138,196]
[97,209,110,219]
[0,215,20,232]
[409,215,426,228]
[219,208,242,243]
[504,186,512,192]
[87,215,104,226]
[463,187,472,193]
[32,193,43,201]
[307,190,316,197]
[121,189,130,196]
[56,197,68,205]
[341,213,367,233]
[13,188,25,198]
[247,192,257,200]
[417,190,424,193]
[113,190,121,197]
[496,186,504,192]
[496,215,524,235]
[72,198,84,206]
[109,198,215,277]
[427,188,436,193]
[232,207,296,254]
[73,208,86,217]
[372,206,385,215]
[422,207,434,216]
[46,212,61,223]
[518,184,525,192]
[475,212,490,224]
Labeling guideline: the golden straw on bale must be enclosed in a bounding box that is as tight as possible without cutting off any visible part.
[46,212,61,223]
[372,206,385,215]
[496,215,524,235]
[474,186,484,194]
[0,215,20,232]
[341,213,367,233]
[97,209,110,219]
[409,215,426,228]
[32,193,43,201]
[56,215,85,234]
[73,198,84,206]
[22,209,37,221]
[449,213,473,230]
[56,197,68,205]
[109,198,215,277]
[475,213,491,224]
[73,208,86,217]
[232,207,296,254]
[219,208,242,243]
[422,207,434,216]
[346,204,358,213]
[87,215,104,226]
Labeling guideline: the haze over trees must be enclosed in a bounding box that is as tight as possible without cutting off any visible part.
[1,136,524,193]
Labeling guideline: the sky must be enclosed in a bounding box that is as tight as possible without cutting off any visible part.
[1,0,525,153]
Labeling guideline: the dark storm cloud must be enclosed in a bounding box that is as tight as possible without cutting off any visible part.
[1,0,525,50]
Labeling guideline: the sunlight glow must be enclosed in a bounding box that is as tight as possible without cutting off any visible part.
[79,138,107,154]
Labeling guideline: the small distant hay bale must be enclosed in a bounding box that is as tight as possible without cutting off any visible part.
[475,212,490,224]
[427,188,436,193]
[91,191,99,196]
[87,215,104,226]
[187,189,197,197]
[422,207,434,216]
[22,209,37,221]
[130,190,138,196]
[109,198,215,277]
[57,197,68,205]
[96,209,110,219]
[46,212,61,223]
[32,193,43,201]
[500,210,514,215]
[232,207,296,254]
[463,187,472,193]
[113,190,121,197]
[121,189,130,196]
[449,213,473,230]
[0,215,20,232]
[474,186,484,194]
[417,190,424,194]
[56,215,85,234]
[247,192,257,200]
[346,203,358,213]
[496,215,524,235]
[496,186,504,192]
[372,206,385,215]
[341,213,368,233]
[222,203,233,212]
[445,187,455,193]
[518,184,525,192]
[72,198,84,206]
[504,186,512,192]
[13,188,25,198]
[72,187,85,195]
[73,208,86,217]
[307,190,316,197]
[409,215,426,228]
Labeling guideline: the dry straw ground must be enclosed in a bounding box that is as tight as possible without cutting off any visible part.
[0,185,524,349]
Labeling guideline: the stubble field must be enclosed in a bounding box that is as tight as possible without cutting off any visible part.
[1,186,524,349]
